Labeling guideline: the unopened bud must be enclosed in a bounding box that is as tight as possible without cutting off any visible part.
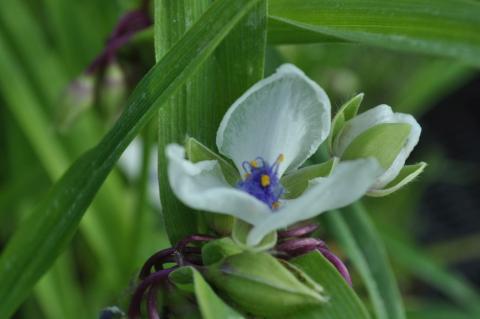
[57,74,95,131]
[331,99,425,196]
[205,251,327,317]
[99,61,127,120]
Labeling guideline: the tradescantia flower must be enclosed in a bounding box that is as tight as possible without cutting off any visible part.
[330,95,426,197]
[166,64,383,246]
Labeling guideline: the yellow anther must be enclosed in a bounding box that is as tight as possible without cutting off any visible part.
[261,174,270,187]
[277,154,285,163]
[272,201,280,209]
[250,160,258,168]
[243,173,251,179]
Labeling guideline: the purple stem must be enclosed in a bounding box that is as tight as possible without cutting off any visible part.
[175,234,215,252]
[86,9,152,74]
[278,224,319,239]
[128,268,176,319]
[139,248,175,279]
[147,285,160,319]
[317,246,352,286]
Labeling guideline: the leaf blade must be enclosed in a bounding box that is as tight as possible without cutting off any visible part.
[268,0,480,66]
[289,251,372,319]
[156,0,267,243]
[322,203,406,319]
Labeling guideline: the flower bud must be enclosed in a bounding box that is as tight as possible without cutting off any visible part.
[331,100,425,196]
[57,74,95,131]
[205,251,327,317]
[99,61,127,120]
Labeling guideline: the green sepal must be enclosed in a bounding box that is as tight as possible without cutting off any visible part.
[185,137,238,235]
[185,137,239,185]
[328,93,364,152]
[232,219,277,252]
[342,123,411,169]
[170,266,245,319]
[281,158,338,199]
[205,252,327,317]
[368,162,427,197]
[202,237,244,266]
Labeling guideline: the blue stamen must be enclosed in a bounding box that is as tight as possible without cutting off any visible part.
[237,155,284,210]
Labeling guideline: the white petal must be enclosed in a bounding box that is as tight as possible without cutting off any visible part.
[332,104,394,156]
[247,158,382,245]
[216,64,331,177]
[166,144,271,225]
[373,113,421,188]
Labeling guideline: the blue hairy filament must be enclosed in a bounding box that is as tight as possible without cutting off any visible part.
[237,156,284,210]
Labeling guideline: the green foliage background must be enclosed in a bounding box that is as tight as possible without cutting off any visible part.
[0,0,479,318]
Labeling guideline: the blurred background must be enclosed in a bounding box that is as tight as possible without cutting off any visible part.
[0,0,479,318]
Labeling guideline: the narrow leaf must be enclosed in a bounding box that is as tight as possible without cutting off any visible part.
[156,0,267,243]
[268,0,480,66]
[322,203,406,319]
[288,251,371,319]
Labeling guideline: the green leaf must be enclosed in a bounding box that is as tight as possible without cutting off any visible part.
[0,1,261,316]
[392,60,475,117]
[267,18,342,44]
[287,251,371,319]
[281,158,338,199]
[368,162,427,197]
[342,123,412,169]
[170,267,245,319]
[156,0,267,244]
[328,93,364,151]
[268,0,480,66]
[322,203,406,319]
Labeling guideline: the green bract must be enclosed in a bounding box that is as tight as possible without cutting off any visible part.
[205,251,327,317]
[169,266,245,319]
[331,99,425,197]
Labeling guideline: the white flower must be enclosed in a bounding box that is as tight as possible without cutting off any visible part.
[331,104,424,196]
[166,64,382,246]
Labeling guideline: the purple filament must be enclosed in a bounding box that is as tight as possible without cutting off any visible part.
[237,157,284,209]
[86,8,152,74]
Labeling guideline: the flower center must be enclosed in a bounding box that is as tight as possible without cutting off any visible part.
[237,154,285,210]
